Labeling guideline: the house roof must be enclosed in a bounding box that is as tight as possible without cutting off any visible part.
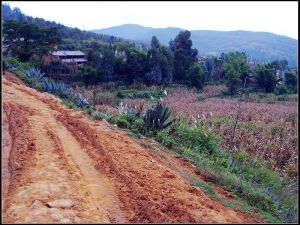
[61,58,88,63]
[51,50,85,56]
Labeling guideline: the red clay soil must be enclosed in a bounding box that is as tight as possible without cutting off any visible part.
[2,73,261,223]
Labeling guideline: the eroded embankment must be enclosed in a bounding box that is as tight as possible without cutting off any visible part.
[2,73,260,223]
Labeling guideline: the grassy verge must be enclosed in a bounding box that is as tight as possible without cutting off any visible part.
[154,123,297,223]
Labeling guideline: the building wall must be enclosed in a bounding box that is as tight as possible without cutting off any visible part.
[42,53,85,78]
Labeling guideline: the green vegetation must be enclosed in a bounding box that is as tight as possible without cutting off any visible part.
[116,89,164,100]
[284,72,298,93]
[223,52,250,94]
[255,64,278,93]
[6,58,89,109]
[143,103,174,134]
[2,4,298,223]
[3,18,298,96]
[6,56,297,224]
[154,122,296,222]
[145,36,173,85]
[90,110,111,121]
[3,20,61,63]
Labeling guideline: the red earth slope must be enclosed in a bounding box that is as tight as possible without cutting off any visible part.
[2,73,260,223]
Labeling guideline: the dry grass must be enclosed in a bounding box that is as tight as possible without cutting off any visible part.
[164,87,298,178]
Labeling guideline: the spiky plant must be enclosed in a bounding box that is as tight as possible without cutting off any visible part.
[73,92,89,108]
[143,102,173,131]
[25,68,45,81]
[6,63,17,72]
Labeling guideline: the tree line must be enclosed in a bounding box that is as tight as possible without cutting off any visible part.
[3,19,298,95]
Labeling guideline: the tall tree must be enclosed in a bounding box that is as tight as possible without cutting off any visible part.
[171,30,198,81]
[223,52,250,94]
[284,71,298,93]
[3,20,61,62]
[255,64,277,93]
[188,63,206,89]
[86,42,116,82]
[145,36,173,85]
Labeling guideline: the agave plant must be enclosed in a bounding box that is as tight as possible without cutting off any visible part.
[25,68,45,81]
[6,63,17,72]
[143,102,173,131]
[73,92,89,108]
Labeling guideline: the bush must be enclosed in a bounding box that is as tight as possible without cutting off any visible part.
[116,89,164,100]
[62,99,79,110]
[156,129,176,148]
[6,57,33,75]
[132,119,145,131]
[116,117,130,128]
[275,85,289,95]
[277,95,287,101]
[174,123,221,156]
[7,57,89,109]
[90,110,110,121]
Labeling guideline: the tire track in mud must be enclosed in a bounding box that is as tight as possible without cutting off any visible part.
[57,101,260,223]
[2,78,125,223]
[2,75,260,223]
[47,126,126,223]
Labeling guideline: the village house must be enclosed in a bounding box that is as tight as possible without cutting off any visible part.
[42,50,87,80]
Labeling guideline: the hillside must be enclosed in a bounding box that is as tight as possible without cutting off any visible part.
[93,24,298,67]
[2,72,260,223]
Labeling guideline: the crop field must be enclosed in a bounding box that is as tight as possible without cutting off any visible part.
[75,84,298,179]
[163,86,298,179]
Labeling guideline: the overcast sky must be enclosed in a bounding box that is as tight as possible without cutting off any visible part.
[3,1,298,39]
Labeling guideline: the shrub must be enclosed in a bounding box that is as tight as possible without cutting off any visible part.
[174,122,221,155]
[6,57,33,75]
[30,79,44,91]
[120,113,137,123]
[275,85,289,95]
[62,99,79,110]
[116,89,164,100]
[116,117,130,128]
[90,110,110,121]
[132,118,145,131]
[156,130,176,148]
[277,95,287,101]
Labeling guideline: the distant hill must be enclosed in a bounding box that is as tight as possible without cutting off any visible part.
[93,24,298,67]
[2,4,147,49]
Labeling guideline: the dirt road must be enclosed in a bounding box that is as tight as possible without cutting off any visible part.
[2,73,260,223]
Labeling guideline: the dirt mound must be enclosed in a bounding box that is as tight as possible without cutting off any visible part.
[2,74,260,223]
